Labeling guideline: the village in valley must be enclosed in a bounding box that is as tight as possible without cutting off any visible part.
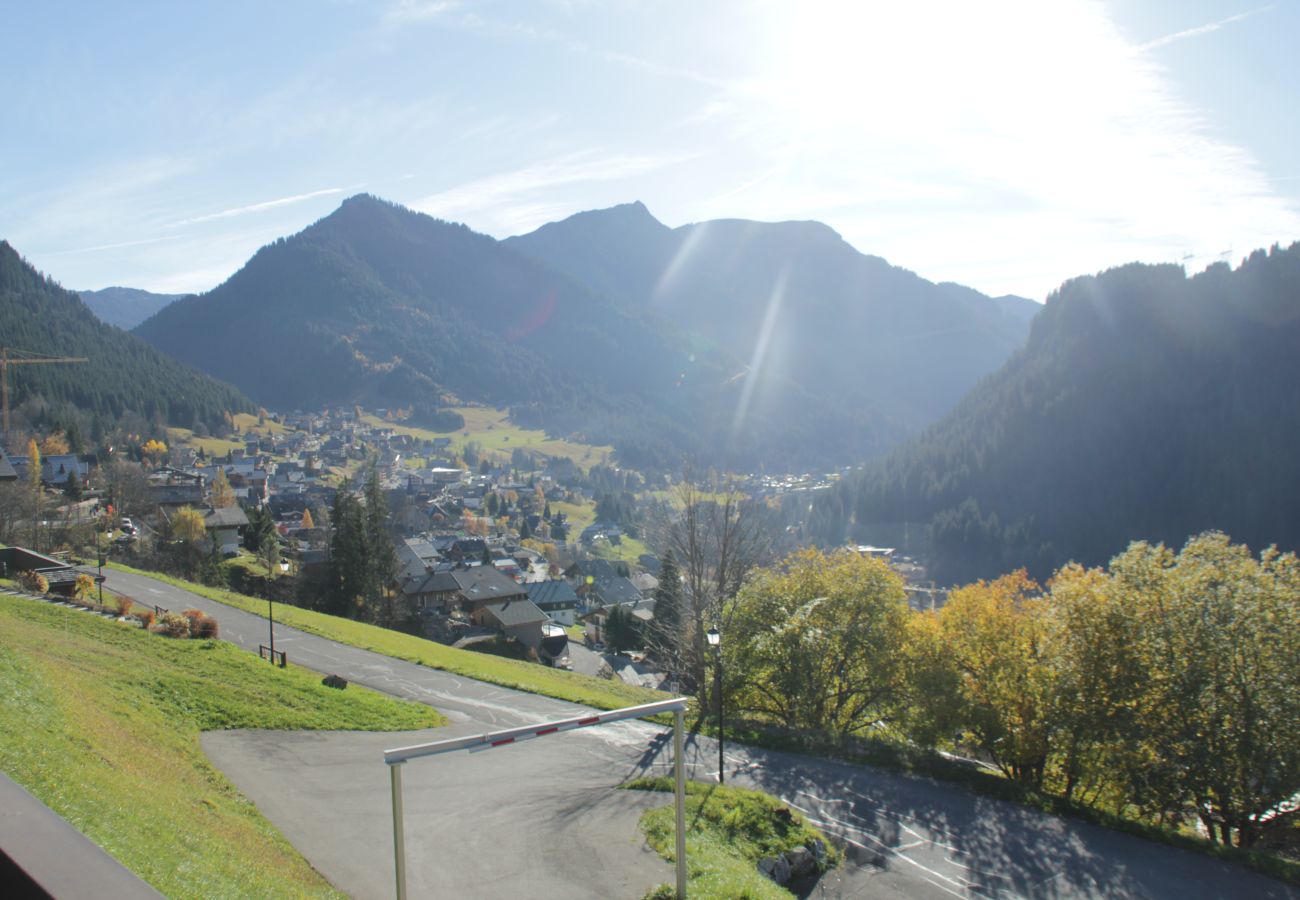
[1,403,934,690]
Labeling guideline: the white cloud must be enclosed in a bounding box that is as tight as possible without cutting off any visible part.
[413,151,695,233]
[170,188,348,227]
[1137,5,1273,51]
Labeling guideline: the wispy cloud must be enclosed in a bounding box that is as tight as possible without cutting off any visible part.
[413,151,694,229]
[1137,5,1272,51]
[170,187,348,227]
[42,235,176,256]
[382,0,460,27]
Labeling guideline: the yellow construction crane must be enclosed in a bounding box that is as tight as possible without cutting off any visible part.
[1,347,89,451]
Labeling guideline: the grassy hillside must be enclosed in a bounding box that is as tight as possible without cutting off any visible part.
[109,563,669,713]
[0,595,441,898]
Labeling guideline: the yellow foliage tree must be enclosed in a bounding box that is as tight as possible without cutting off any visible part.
[141,438,168,466]
[209,468,236,508]
[171,505,207,546]
[301,508,315,529]
[39,430,70,456]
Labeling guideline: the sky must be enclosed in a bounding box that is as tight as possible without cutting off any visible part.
[3,0,1298,301]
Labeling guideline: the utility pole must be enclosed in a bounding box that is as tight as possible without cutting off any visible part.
[1,348,89,451]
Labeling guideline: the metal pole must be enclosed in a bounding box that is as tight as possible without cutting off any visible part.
[390,763,407,900]
[673,708,687,899]
[268,596,275,661]
[717,642,728,785]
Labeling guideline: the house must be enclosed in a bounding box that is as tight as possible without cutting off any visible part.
[0,451,17,481]
[473,597,548,650]
[587,575,643,609]
[203,506,249,553]
[401,564,528,614]
[526,580,579,626]
[41,454,89,487]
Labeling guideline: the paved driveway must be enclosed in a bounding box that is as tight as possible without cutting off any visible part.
[103,568,1300,900]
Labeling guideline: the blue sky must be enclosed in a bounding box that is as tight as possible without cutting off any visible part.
[3,1,1298,301]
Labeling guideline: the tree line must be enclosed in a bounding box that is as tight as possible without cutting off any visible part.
[706,533,1299,850]
[803,243,1300,584]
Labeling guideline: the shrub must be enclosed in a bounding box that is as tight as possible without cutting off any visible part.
[322,674,348,690]
[73,573,96,603]
[19,571,49,594]
[137,609,155,629]
[114,594,135,617]
[154,612,191,638]
[193,615,219,640]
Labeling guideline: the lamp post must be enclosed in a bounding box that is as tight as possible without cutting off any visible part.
[706,625,723,783]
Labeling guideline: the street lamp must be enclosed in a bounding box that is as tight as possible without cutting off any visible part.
[706,626,723,784]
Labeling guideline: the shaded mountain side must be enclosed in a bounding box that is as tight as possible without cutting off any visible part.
[134,195,884,470]
[78,286,183,329]
[507,203,1036,432]
[0,242,253,437]
[810,243,1300,583]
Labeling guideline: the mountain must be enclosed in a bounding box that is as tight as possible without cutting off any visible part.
[78,286,183,329]
[0,242,253,440]
[810,243,1300,583]
[134,195,875,469]
[506,202,1037,432]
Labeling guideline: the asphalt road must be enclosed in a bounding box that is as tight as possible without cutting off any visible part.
[103,568,1300,900]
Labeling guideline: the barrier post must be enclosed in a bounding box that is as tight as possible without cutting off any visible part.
[674,707,688,898]
[391,763,406,900]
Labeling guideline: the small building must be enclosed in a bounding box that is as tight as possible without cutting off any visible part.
[526,580,579,627]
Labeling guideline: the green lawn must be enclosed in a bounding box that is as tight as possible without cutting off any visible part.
[366,406,615,471]
[626,777,839,899]
[109,563,670,714]
[0,594,441,899]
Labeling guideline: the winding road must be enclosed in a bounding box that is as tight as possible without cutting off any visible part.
[102,568,1299,899]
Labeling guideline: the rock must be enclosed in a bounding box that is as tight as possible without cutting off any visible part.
[809,838,827,863]
[785,845,815,877]
[322,674,348,689]
[771,853,791,885]
[757,857,778,879]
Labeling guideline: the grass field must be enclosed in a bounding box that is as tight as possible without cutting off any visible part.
[0,594,441,899]
[109,563,670,714]
[627,777,838,899]
[367,406,616,471]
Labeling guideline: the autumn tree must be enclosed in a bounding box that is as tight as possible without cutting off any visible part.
[209,467,235,508]
[300,508,315,530]
[932,570,1057,788]
[39,430,70,456]
[140,438,168,467]
[725,548,909,737]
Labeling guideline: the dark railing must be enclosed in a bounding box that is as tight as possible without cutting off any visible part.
[259,645,287,668]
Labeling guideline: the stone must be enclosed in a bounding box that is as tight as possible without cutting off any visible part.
[785,845,815,877]
[322,674,348,689]
[771,853,791,885]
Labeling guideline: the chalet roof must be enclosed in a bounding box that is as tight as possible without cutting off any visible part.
[481,597,547,628]
[204,506,249,529]
[452,566,527,604]
[0,451,16,481]
[527,580,579,610]
[590,576,642,607]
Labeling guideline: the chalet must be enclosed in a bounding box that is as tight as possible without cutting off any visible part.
[526,580,579,626]
[474,596,548,650]
[203,506,249,553]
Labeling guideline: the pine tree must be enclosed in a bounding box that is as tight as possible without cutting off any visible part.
[647,550,683,672]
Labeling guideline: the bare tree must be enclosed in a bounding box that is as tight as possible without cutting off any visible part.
[648,470,777,704]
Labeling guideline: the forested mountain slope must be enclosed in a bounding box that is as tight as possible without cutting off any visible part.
[0,241,252,439]
[78,286,182,330]
[811,244,1300,582]
[135,195,877,470]
[508,202,1038,431]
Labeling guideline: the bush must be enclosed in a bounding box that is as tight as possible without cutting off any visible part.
[73,573,96,603]
[114,594,135,617]
[137,609,155,629]
[322,674,348,690]
[193,615,219,639]
[19,571,49,594]
[154,612,191,638]
[181,609,205,635]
